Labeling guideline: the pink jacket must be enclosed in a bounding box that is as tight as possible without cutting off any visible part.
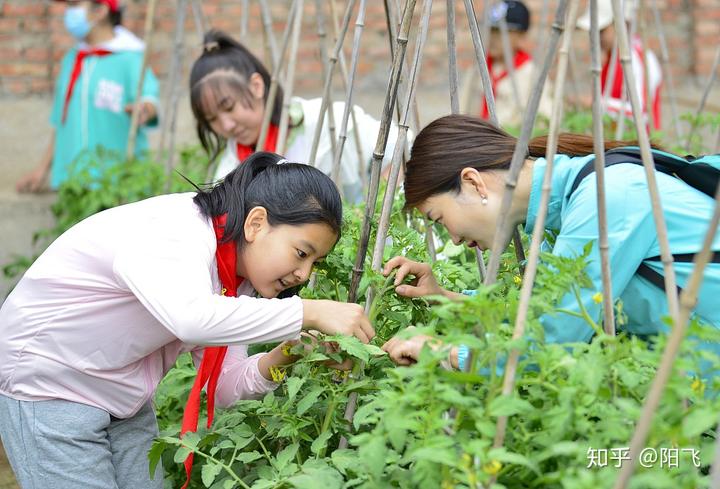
[0,193,303,418]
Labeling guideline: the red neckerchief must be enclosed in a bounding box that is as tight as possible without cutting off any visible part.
[480,50,532,119]
[236,124,279,162]
[62,48,113,124]
[180,214,242,489]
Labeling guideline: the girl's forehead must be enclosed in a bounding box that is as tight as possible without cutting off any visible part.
[196,71,249,117]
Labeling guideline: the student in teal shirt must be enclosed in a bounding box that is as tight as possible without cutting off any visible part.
[381,114,720,374]
[17,0,159,193]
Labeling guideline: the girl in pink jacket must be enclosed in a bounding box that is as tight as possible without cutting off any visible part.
[0,152,374,488]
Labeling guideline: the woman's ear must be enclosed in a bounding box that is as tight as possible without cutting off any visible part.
[459,167,490,199]
[243,206,269,243]
[248,72,266,100]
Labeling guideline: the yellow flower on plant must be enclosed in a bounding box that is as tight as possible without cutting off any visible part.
[691,377,704,396]
[281,343,293,357]
[513,275,522,286]
[592,292,603,304]
[269,365,287,382]
[482,459,502,475]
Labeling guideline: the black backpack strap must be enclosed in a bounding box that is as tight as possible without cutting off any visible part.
[636,263,682,296]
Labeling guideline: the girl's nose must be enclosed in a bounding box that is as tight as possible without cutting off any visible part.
[294,262,313,283]
[219,114,236,135]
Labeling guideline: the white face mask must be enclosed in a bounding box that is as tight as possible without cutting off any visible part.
[64,5,94,40]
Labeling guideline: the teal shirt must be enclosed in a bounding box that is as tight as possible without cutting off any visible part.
[527,154,720,344]
[49,47,159,189]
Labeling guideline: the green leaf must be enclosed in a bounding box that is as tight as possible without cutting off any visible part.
[331,449,356,475]
[236,451,263,463]
[296,386,324,417]
[147,439,167,478]
[173,446,192,464]
[682,407,718,438]
[201,461,223,487]
[311,430,333,455]
[286,377,306,403]
[287,460,343,489]
[275,443,300,471]
[488,395,535,417]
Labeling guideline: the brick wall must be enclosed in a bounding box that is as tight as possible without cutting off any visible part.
[0,0,716,97]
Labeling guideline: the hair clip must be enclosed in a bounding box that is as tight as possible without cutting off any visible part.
[276,158,288,165]
[203,41,220,53]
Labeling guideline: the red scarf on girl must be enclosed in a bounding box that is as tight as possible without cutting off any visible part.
[180,214,242,489]
[236,124,280,162]
[480,50,532,119]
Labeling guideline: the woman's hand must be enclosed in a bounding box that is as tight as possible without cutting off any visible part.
[383,256,448,298]
[301,299,375,343]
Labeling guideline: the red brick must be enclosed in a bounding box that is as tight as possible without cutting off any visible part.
[3,2,47,17]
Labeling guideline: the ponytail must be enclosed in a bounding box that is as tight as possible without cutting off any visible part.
[404,114,664,209]
[194,152,343,246]
[189,30,283,161]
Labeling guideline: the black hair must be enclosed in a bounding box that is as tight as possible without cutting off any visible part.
[189,30,284,162]
[91,1,123,27]
[194,152,343,249]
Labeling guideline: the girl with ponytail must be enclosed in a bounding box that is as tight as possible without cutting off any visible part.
[189,29,400,203]
[0,152,374,488]
[381,114,720,373]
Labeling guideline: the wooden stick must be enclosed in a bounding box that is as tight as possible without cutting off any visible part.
[612,171,720,489]
[314,0,339,165]
[162,0,188,191]
[330,0,368,185]
[483,0,569,285]
[638,0,654,132]
[330,0,367,190]
[240,0,249,38]
[614,15,636,140]
[190,0,207,40]
[307,0,358,166]
[259,0,279,71]
[347,0,416,304]
[497,14,522,110]
[447,0,460,115]
[464,0,498,124]
[489,0,579,458]
[533,0,551,63]
[126,0,157,160]
[276,0,305,154]
[255,0,298,152]
[685,45,720,152]
[650,0,681,139]
[590,0,616,335]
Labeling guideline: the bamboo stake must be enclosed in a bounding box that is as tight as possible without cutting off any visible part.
[447,0,460,115]
[483,0,569,285]
[341,0,433,450]
[256,0,298,152]
[489,0,579,459]
[464,0,498,124]
[126,0,157,160]
[162,0,188,191]
[259,0,279,70]
[714,123,720,153]
[307,0,358,166]
[347,0,416,304]
[614,15,636,140]
[276,0,305,154]
[330,0,367,190]
[651,0,681,138]
[533,0,550,63]
[685,45,720,152]
[426,222,437,263]
[638,0,654,132]
[314,0,340,165]
[329,0,367,188]
[612,176,720,489]
[240,0,249,37]
[590,0,616,335]
[610,0,682,321]
[497,15,523,111]
[190,0,207,40]
[602,37,619,112]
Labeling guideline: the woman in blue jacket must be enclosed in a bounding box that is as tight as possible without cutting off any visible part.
[382,114,720,371]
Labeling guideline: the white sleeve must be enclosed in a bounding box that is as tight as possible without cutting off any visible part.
[213,140,240,181]
[112,219,303,346]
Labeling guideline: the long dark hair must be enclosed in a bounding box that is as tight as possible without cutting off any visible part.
[194,152,343,247]
[404,114,660,209]
[189,30,284,162]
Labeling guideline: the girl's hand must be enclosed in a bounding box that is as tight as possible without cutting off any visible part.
[382,327,460,368]
[383,256,448,298]
[301,300,375,343]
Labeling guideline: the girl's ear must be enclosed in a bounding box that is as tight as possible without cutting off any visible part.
[248,72,266,100]
[243,206,269,243]
[459,167,490,198]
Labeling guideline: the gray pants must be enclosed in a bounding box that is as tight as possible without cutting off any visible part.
[0,394,163,489]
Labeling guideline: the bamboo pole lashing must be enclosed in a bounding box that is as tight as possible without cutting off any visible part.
[483,0,570,285]
[347,0,416,304]
[488,0,579,464]
[276,0,305,154]
[126,0,158,160]
[589,0,616,335]
[255,0,299,152]
[307,0,358,166]
[330,0,368,190]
